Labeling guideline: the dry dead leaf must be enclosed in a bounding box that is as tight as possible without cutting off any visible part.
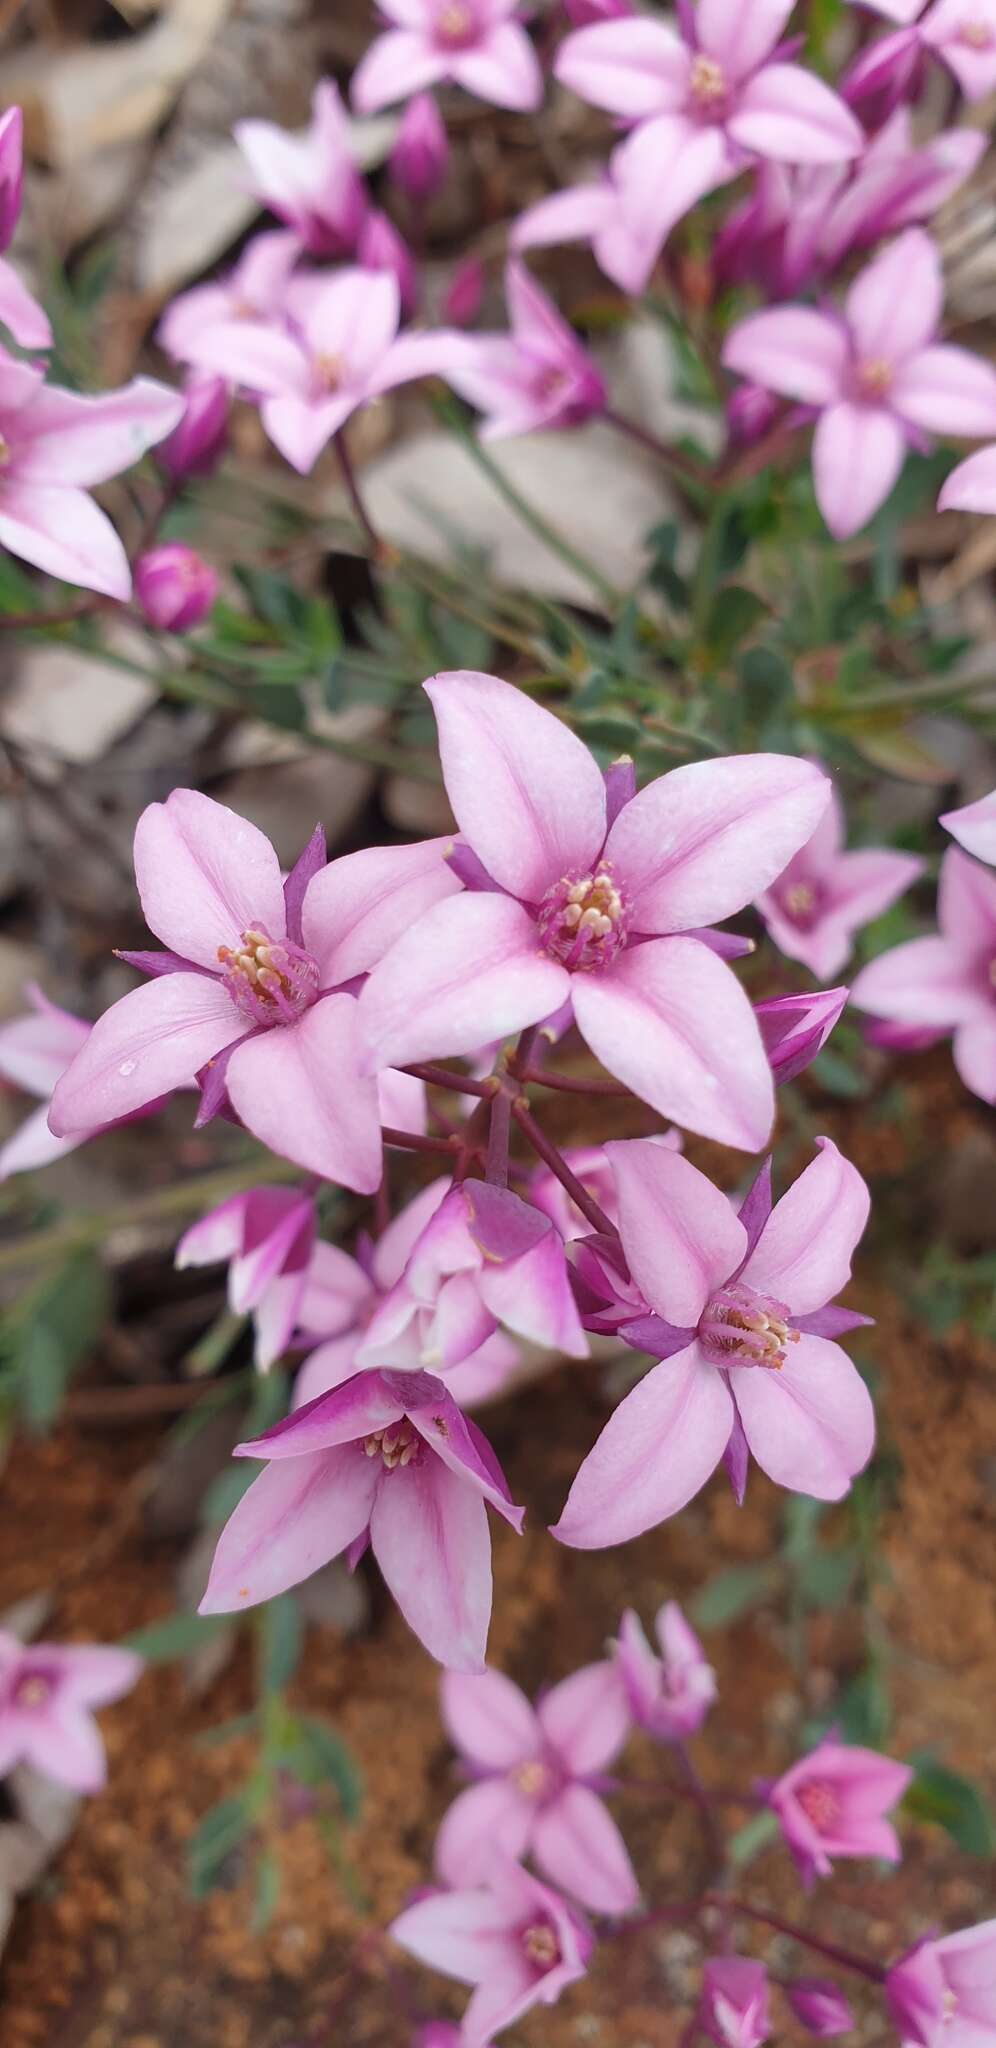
[4,0,236,165]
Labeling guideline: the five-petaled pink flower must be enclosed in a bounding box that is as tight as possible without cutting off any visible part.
[391,1860,592,2045]
[48,796,459,1189]
[358,671,831,1152]
[757,784,923,980]
[176,1187,317,1372]
[0,353,182,598]
[0,1631,142,1793]
[234,80,369,256]
[613,1600,717,1742]
[199,1368,523,1670]
[700,1958,770,2048]
[433,259,606,440]
[886,1921,996,2048]
[940,788,996,866]
[435,1661,636,1914]
[352,0,543,115]
[852,847,996,1105]
[723,230,996,541]
[766,1736,912,1887]
[553,1136,874,1548]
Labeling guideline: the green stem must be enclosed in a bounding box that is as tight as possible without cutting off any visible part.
[0,1157,304,1276]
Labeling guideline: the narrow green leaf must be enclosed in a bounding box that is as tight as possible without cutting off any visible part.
[122,1610,232,1664]
[692,1563,776,1628]
[905,1757,995,1857]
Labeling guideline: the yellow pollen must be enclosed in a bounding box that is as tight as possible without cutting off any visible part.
[437,0,471,38]
[959,19,993,46]
[689,54,727,107]
[522,1922,560,1969]
[785,882,816,918]
[314,352,344,391]
[363,1420,420,1470]
[14,1676,51,1708]
[942,1991,958,2022]
[563,872,623,938]
[857,357,893,398]
[510,1759,549,1799]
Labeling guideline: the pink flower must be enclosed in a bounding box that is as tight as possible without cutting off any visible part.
[0,1631,142,1792]
[391,92,450,203]
[433,260,606,440]
[435,1662,635,1914]
[234,81,369,257]
[941,789,996,866]
[359,671,830,1151]
[0,107,51,352]
[48,796,459,1188]
[0,353,182,599]
[700,1958,770,2048]
[292,1179,521,1414]
[851,0,996,101]
[176,1186,316,1372]
[852,847,996,1104]
[553,1135,874,1547]
[613,1600,716,1741]
[754,987,849,1084]
[199,1367,524,1669]
[158,229,302,366]
[767,1736,912,1886]
[785,1981,855,2036]
[724,230,996,541]
[886,1922,996,2048]
[939,444,996,517]
[352,0,543,116]
[157,374,229,481]
[391,1861,592,2044]
[0,985,91,1178]
[185,267,445,474]
[757,784,923,979]
[134,543,219,633]
[356,1180,588,1372]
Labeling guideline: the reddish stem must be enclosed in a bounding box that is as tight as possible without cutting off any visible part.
[515,1066,632,1097]
[510,1098,618,1238]
[381,1126,464,1157]
[402,1062,497,1099]
[485,1089,512,1187]
[712,1898,886,1983]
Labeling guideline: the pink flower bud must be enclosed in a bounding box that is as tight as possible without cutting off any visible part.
[727,381,779,446]
[357,210,418,318]
[785,1981,854,2036]
[443,256,484,328]
[755,988,848,1085]
[701,1959,770,2048]
[134,544,219,634]
[0,106,23,254]
[413,2029,461,2048]
[562,0,633,21]
[157,375,229,482]
[390,92,449,205]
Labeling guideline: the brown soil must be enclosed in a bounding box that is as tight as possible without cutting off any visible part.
[0,1057,994,2048]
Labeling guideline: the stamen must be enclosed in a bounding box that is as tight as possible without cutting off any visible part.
[856,357,893,399]
[435,0,474,44]
[796,1778,841,1832]
[314,352,344,391]
[689,54,727,109]
[217,924,319,1028]
[698,1282,799,1369]
[510,1758,552,1800]
[784,881,818,924]
[958,20,993,46]
[521,1920,561,1970]
[13,1673,53,1709]
[362,1419,422,1470]
[537,866,630,972]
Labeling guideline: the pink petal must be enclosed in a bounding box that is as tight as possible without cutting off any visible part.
[434,1779,535,1887]
[555,19,690,116]
[511,182,617,256]
[297,1240,372,1336]
[891,345,996,438]
[291,1334,363,1409]
[11,378,184,486]
[743,1136,870,1315]
[450,23,544,108]
[730,63,863,165]
[301,837,461,988]
[441,1667,539,1766]
[48,973,240,1136]
[605,1140,747,1325]
[24,1708,107,1793]
[696,0,795,78]
[52,1645,143,1708]
[390,1886,517,1985]
[939,443,996,515]
[378,1066,427,1136]
[408,1389,523,1527]
[0,258,51,350]
[0,998,89,1095]
[941,790,996,864]
[812,401,906,539]
[370,1456,493,1670]
[825,847,924,927]
[0,1105,85,1178]
[734,1331,875,1498]
[260,391,355,473]
[845,229,942,364]
[853,934,986,1027]
[243,1369,406,1459]
[466,1183,588,1357]
[609,115,739,264]
[373,1178,452,1290]
[536,1660,631,1772]
[357,892,570,1070]
[253,1270,308,1371]
[225,994,382,1192]
[939,844,996,954]
[953,1018,996,1104]
[443,1331,521,1410]
[175,1191,249,1272]
[351,30,450,112]
[607,753,831,930]
[722,307,847,405]
[572,939,775,1152]
[134,788,286,969]
[185,320,310,395]
[426,670,606,901]
[298,267,400,379]
[199,1446,376,1611]
[0,480,132,600]
[533,1784,639,1914]
[552,1349,734,1547]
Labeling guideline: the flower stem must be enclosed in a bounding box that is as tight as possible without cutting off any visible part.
[514,1066,632,1097]
[336,430,383,556]
[402,1062,497,1099]
[485,1089,512,1187]
[711,1898,886,1982]
[510,1098,617,1238]
[603,407,712,498]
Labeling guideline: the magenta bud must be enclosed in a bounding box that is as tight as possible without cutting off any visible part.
[563,0,633,21]
[358,210,418,318]
[412,2029,461,2048]
[134,544,219,633]
[755,987,848,1085]
[0,106,24,254]
[443,256,484,328]
[158,375,229,482]
[727,380,779,446]
[785,1981,854,2037]
[390,92,449,205]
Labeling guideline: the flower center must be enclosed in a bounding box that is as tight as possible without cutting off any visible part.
[217,926,320,1028]
[537,866,630,972]
[435,0,476,45]
[510,1757,554,1800]
[958,19,993,46]
[12,1672,53,1709]
[795,1778,841,1832]
[689,54,728,112]
[521,1919,561,1971]
[0,433,10,469]
[362,1419,422,1470]
[856,357,893,400]
[782,879,820,928]
[698,1282,799,1369]
[314,351,344,392]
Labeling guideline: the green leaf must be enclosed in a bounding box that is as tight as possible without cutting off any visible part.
[6,1249,110,1432]
[122,1610,233,1664]
[737,646,793,736]
[692,1563,776,1628]
[251,1849,282,1931]
[298,1716,363,1821]
[187,1792,254,1896]
[702,585,769,663]
[727,1810,779,1868]
[644,520,688,609]
[795,1546,859,1611]
[904,1757,995,1857]
[257,1594,302,1696]
[810,1047,869,1101]
[835,1667,891,1747]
